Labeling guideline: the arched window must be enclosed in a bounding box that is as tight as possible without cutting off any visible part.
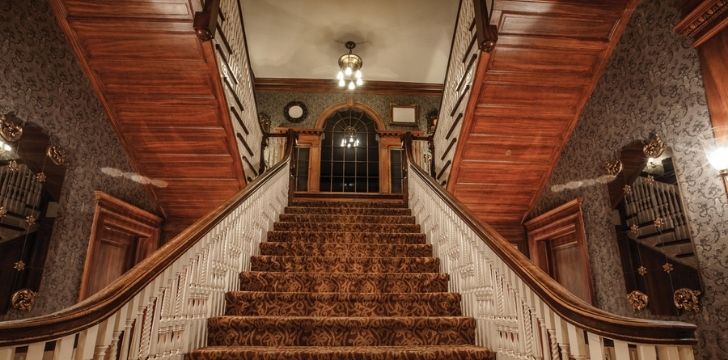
[320,109,379,192]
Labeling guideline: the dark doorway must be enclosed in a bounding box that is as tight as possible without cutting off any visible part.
[320,109,379,192]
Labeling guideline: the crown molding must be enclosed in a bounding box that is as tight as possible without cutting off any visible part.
[674,0,728,47]
[254,77,444,97]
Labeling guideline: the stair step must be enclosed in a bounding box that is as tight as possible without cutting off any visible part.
[207,316,476,346]
[250,256,439,273]
[190,345,495,360]
[259,242,433,257]
[285,206,412,216]
[279,214,416,224]
[267,231,427,244]
[239,272,449,293]
[273,222,421,233]
[290,200,406,208]
[224,292,462,317]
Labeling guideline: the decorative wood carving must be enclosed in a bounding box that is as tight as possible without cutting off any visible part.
[524,199,594,304]
[254,78,444,97]
[78,192,162,300]
[445,0,640,238]
[674,0,728,47]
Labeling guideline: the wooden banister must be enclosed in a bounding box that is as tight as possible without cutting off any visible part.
[0,131,297,347]
[193,0,220,41]
[401,134,697,347]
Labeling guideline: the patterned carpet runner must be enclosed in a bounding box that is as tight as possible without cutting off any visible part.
[190,195,494,359]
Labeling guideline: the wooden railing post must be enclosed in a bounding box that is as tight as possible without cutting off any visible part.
[472,0,498,52]
[194,0,220,41]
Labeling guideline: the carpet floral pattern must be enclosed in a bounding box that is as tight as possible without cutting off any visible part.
[190,196,494,359]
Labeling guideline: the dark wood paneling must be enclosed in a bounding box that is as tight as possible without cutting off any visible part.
[448,0,639,225]
[51,0,247,235]
[254,78,444,97]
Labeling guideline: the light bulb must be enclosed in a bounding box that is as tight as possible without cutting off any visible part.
[338,78,346,87]
[356,78,363,86]
[340,139,346,147]
[354,140,360,146]
[355,70,362,79]
[3,144,10,151]
[347,143,352,148]
[336,71,344,80]
[348,81,355,90]
[349,136,354,142]
[344,67,353,76]
[707,146,728,171]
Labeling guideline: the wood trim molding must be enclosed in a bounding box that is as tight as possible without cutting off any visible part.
[314,101,386,130]
[674,0,728,47]
[524,198,594,304]
[78,192,162,301]
[254,78,444,97]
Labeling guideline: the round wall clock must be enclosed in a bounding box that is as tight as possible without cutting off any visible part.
[283,101,308,123]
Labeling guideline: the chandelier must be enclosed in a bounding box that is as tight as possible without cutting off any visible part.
[336,41,363,90]
[340,125,360,148]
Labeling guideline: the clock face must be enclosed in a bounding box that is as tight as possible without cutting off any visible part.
[284,101,308,123]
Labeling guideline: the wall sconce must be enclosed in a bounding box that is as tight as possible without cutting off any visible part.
[706,146,728,199]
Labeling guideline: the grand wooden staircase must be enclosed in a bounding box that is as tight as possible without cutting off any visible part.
[190,194,495,359]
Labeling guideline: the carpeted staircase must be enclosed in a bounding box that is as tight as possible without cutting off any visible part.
[190,194,494,359]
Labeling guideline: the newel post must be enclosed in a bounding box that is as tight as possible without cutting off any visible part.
[194,0,221,41]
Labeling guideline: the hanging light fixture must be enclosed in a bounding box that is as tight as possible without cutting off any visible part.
[336,41,363,90]
[340,125,360,148]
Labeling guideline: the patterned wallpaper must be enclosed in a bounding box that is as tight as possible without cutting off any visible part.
[255,91,441,132]
[529,0,728,356]
[0,1,159,319]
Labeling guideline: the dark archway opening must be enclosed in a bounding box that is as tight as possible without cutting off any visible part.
[320,109,379,192]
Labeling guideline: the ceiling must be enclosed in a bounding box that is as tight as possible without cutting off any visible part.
[241,0,459,84]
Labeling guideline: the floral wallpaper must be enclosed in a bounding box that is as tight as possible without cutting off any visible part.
[0,1,159,319]
[255,91,441,132]
[529,0,728,357]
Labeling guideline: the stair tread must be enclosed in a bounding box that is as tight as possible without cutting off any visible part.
[240,272,449,293]
[267,231,427,244]
[259,242,433,257]
[189,346,495,360]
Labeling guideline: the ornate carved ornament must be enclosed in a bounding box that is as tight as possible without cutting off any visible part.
[643,134,666,158]
[604,160,623,176]
[46,145,66,166]
[0,112,23,143]
[674,288,701,312]
[674,0,728,47]
[627,290,649,312]
[283,101,308,123]
[258,112,272,133]
[11,288,37,312]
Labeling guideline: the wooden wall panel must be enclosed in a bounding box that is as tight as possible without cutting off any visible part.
[51,0,248,238]
[446,0,638,246]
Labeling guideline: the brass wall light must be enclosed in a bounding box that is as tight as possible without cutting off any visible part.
[703,129,728,201]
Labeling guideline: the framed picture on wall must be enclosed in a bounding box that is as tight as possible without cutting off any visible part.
[391,104,418,127]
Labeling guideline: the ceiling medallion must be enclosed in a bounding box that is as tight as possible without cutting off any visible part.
[605,160,623,176]
[626,290,648,312]
[643,134,666,158]
[46,145,66,166]
[336,41,364,90]
[8,160,19,172]
[673,288,701,313]
[25,214,37,228]
[0,112,24,143]
[11,289,36,312]
[13,260,26,272]
[629,223,640,236]
[637,266,648,276]
[35,172,47,183]
[662,262,674,274]
[283,101,308,123]
[645,175,656,185]
[623,184,632,195]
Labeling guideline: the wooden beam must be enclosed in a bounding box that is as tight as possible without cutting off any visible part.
[254,78,443,97]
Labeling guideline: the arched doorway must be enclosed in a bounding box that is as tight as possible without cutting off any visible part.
[319,109,379,192]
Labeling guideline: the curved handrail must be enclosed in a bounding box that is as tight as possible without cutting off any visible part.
[401,133,697,345]
[0,130,298,347]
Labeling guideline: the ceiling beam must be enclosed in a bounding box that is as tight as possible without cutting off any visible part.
[254,77,444,97]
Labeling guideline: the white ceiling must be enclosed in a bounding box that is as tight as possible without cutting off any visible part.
[240,0,460,84]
